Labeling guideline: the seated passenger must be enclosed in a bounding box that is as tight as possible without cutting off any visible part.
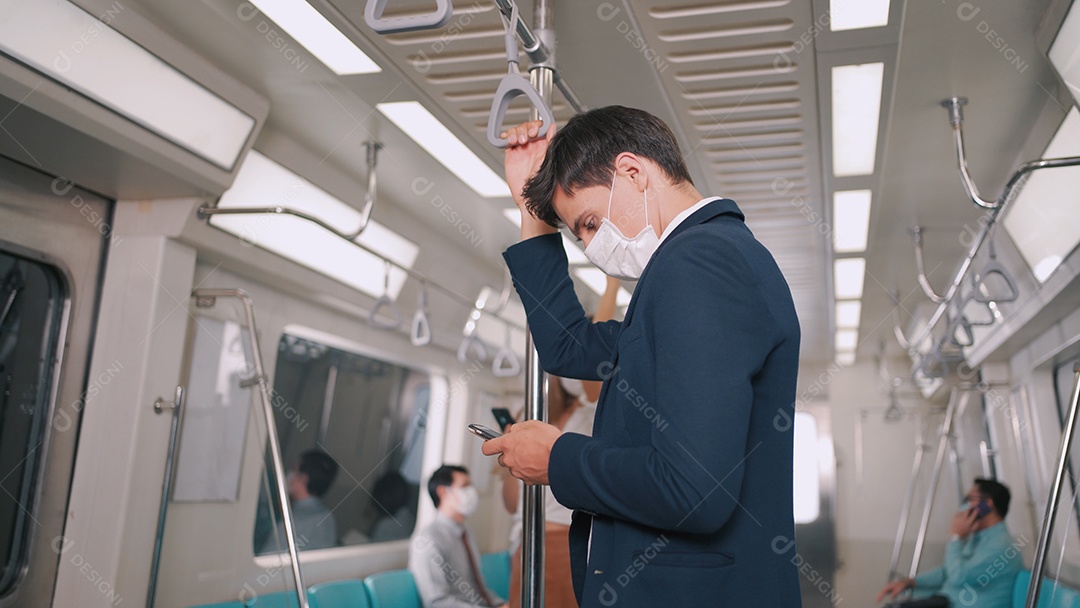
[409,465,507,608]
[260,449,339,553]
[876,478,1021,607]
[369,470,416,542]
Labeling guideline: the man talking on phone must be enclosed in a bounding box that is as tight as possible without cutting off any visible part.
[876,478,1021,608]
[481,106,802,607]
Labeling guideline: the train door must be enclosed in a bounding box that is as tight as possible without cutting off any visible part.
[0,157,110,607]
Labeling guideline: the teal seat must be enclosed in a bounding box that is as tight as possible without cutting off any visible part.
[1013,569,1080,608]
[307,579,370,608]
[363,569,422,608]
[480,551,511,599]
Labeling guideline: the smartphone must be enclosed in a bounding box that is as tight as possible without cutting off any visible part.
[468,423,502,441]
[973,499,992,519]
[492,407,516,431]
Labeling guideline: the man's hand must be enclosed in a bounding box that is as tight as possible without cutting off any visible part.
[481,420,561,485]
[950,507,980,539]
[875,578,913,603]
[501,120,558,241]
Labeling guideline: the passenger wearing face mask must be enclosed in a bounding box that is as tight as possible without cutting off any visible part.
[876,478,1021,608]
[484,107,802,607]
[409,465,507,608]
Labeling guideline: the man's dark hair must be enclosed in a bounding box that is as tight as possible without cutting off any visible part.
[522,106,694,227]
[428,464,468,508]
[299,450,339,497]
[371,470,409,515]
[975,478,1011,518]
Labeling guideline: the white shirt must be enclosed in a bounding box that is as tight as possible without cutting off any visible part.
[658,197,721,246]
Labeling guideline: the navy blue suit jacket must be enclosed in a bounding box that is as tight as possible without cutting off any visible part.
[502,199,802,607]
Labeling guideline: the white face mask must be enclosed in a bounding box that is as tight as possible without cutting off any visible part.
[584,171,660,281]
[451,485,479,517]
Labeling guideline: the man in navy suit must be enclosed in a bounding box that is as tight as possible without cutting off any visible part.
[482,106,802,607]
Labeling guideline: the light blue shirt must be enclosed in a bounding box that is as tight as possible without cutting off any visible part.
[913,522,1023,607]
[260,497,337,554]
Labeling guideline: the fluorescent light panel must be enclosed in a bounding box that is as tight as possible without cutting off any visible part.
[829,0,890,31]
[834,258,866,299]
[835,329,858,351]
[1002,107,1080,283]
[835,351,856,366]
[831,63,884,177]
[0,0,254,169]
[1050,0,1080,103]
[835,300,862,328]
[246,0,380,74]
[378,102,510,198]
[833,190,872,252]
[212,151,418,299]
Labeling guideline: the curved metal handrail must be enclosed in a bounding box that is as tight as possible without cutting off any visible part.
[191,289,310,608]
[911,226,946,304]
[898,99,1080,355]
[197,204,524,333]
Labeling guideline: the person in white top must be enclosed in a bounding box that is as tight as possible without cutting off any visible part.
[499,276,619,608]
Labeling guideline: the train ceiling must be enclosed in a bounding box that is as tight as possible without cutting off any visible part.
[61,0,1071,370]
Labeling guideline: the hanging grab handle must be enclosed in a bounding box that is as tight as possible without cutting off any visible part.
[411,281,432,346]
[365,0,453,35]
[492,324,521,377]
[486,1,553,148]
[457,334,486,363]
[369,260,404,330]
[971,239,1019,304]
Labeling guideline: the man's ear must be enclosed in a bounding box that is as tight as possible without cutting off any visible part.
[613,153,648,192]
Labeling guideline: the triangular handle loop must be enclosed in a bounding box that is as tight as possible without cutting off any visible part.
[971,241,1019,304]
[491,324,520,377]
[411,282,432,346]
[369,296,403,330]
[492,346,521,377]
[486,74,554,149]
[486,2,553,148]
[365,0,453,35]
[457,334,487,363]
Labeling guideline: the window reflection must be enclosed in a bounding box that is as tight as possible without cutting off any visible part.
[255,335,429,554]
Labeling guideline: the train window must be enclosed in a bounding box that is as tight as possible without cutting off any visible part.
[1002,107,1080,282]
[0,250,64,592]
[254,334,427,554]
[793,412,821,523]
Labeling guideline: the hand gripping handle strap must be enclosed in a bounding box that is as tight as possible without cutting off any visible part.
[485,1,553,148]
[365,0,453,35]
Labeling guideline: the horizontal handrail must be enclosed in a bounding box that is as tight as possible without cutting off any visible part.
[196,204,525,333]
[898,99,1080,356]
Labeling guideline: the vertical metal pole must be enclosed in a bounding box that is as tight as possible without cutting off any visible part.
[909,388,961,579]
[888,416,926,580]
[1026,364,1080,608]
[146,386,184,608]
[521,2,553,607]
[193,289,309,608]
